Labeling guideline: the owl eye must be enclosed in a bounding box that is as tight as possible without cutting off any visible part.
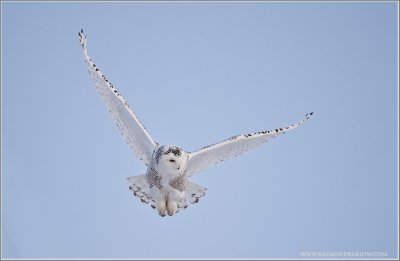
[169,159,175,163]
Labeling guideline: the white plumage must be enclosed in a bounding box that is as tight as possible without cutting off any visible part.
[79,30,313,216]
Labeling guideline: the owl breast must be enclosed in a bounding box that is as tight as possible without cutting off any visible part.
[144,145,189,216]
[147,144,188,191]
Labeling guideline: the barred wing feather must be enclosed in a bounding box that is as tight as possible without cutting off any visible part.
[79,30,157,165]
[186,113,313,176]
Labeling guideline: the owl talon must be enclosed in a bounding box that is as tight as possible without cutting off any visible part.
[167,200,178,216]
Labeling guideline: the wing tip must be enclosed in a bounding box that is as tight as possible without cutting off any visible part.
[305,111,314,120]
[78,28,84,37]
[78,28,87,48]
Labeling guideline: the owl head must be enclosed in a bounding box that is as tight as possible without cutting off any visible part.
[153,145,188,172]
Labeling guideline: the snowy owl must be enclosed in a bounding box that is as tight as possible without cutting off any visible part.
[78,30,313,217]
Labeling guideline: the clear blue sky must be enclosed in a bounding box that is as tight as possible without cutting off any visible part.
[2,1,398,259]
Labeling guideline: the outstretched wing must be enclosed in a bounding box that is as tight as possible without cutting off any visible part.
[79,30,157,165]
[185,112,313,176]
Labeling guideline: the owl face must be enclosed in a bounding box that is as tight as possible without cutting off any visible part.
[153,145,187,172]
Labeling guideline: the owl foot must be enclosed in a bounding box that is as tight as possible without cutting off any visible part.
[167,200,178,216]
[156,199,167,217]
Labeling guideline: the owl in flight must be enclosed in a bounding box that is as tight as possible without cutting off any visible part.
[79,30,313,217]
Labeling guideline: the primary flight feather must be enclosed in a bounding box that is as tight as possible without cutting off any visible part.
[79,29,313,216]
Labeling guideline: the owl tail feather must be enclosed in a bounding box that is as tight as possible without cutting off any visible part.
[186,181,207,204]
[127,175,155,208]
[176,181,207,210]
[127,175,207,213]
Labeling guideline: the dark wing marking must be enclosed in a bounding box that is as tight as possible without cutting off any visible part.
[186,112,313,176]
[79,30,157,165]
